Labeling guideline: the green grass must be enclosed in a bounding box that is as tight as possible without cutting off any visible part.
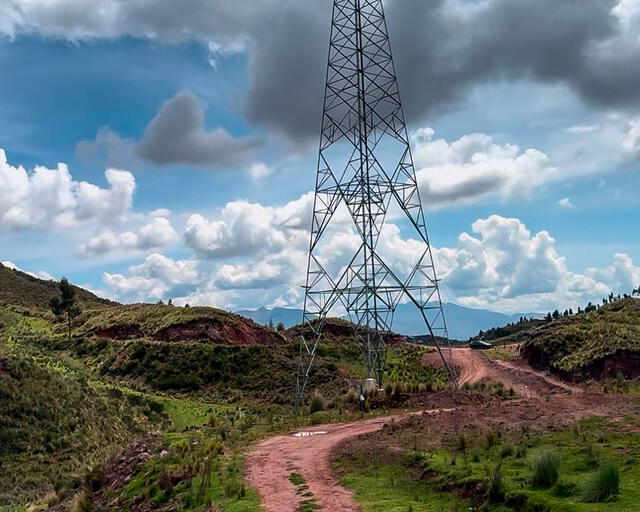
[0,340,167,507]
[117,388,229,430]
[336,416,640,512]
[337,460,471,511]
[0,306,53,338]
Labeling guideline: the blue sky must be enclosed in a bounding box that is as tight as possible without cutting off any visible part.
[2,0,640,315]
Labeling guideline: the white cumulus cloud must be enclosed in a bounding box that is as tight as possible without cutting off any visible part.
[103,253,199,301]
[80,217,178,256]
[0,148,135,232]
[412,129,557,209]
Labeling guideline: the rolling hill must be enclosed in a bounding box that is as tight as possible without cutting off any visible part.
[520,297,640,380]
[0,262,114,309]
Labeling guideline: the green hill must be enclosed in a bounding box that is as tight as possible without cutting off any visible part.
[520,298,640,379]
[0,268,448,509]
[0,262,114,310]
[0,341,167,507]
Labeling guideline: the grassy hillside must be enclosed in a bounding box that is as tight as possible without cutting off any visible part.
[0,262,114,310]
[520,298,640,379]
[75,303,285,345]
[0,340,167,507]
[0,279,449,509]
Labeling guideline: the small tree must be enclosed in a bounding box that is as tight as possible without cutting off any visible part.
[49,277,81,340]
[276,322,285,331]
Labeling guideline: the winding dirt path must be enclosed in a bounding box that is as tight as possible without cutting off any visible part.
[448,347,582,397]
[245,348,581,512]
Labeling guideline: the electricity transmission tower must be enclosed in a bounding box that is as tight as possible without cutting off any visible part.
[295,0,454,409]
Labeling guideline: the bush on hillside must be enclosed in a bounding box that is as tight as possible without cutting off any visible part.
[309,392,327,414]
[582,464,620,502]
[531,451,560,488]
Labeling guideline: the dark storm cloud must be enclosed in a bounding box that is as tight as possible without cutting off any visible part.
[245,0,640,142]
[5,0,640,144]
[136,90,263,169]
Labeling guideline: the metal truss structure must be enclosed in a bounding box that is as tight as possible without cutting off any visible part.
[295,0,455,409]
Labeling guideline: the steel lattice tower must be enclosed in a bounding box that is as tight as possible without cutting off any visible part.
[295,0,454,409]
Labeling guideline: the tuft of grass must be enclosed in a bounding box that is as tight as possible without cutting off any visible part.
[289,473,306,486]
[309,392,327,414]
[530,450,560,488]
[70,489,94,512]
[583,442,600,469]
[485,462,504,503]
[551,478,578,497]
[582,463,620,503]
[499,442,514,458]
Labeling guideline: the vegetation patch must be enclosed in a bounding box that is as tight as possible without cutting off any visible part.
[335,414,640,511]
[520,298,640,379]
[0,341,167,507]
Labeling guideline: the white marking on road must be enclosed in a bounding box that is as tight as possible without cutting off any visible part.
[293,431,328,437]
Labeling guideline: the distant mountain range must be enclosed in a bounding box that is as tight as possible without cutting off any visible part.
[236,303,541,341]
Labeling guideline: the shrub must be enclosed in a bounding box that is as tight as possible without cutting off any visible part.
[582,464,620,503]
[531,451,560,488]
[584,443,600,469]
[71,490,94,512]
[500,443,514,458]
[515,444,528,459]
[309,392,327,414]
[486,462,504,503]
[345,389,359,404]
[551,479,577,497]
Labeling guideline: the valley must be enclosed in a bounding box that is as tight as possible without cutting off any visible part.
[1,263,639,512]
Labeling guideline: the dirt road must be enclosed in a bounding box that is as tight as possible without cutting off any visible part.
[245,348,583,512]
[448,347,582,397]
[247,415,395,511]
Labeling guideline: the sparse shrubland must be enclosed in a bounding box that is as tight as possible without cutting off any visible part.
[335,413,640,511]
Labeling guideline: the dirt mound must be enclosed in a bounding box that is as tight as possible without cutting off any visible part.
[92,437,161,512]
[82,304,285,345]
[153,317,282,345]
